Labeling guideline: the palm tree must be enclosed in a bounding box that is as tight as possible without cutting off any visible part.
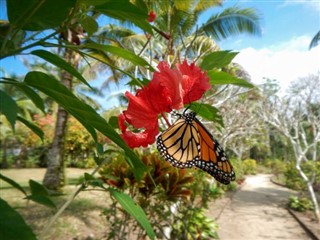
[90,0,261,86]
[309,30,320,49]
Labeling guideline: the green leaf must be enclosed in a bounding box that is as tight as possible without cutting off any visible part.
[24,71,98,141]
[17,116,44,141]
[0,173,27,196]
[188,103,224,128]
[6,0,76,31]
[110,189,155,240]
[0,198,36,240]
[86,0,152,34]
[31,50,91,88]
[96,143,104,156]
[208,70,255,88]
[25,195,56,209]
[29,180,49,196]
[127,78,150,87]
[84,173,104,188]
[200,7,261,41]
[24,71,147,180]
[0,89,18,129]
[81,15,98,36]
[200,51,238,70]
[108,116,119,129]
[83,43,153,70]
[1,78,45,113]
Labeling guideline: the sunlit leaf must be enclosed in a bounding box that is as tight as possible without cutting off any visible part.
[200,50,238,70]
[208,70,254,88]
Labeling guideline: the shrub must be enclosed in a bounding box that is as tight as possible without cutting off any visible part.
[263,158,287,176]
[284,162,320,191]
[230,158,245,183]
[99,151,220,239]
[288,195,314,212]
[242,159,257,175]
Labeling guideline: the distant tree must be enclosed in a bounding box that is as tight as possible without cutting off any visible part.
[259,74,320,222]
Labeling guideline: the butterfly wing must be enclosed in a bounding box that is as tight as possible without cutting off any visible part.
[194,118,236,184]
[156,117,200,168]
[157,111,236,185]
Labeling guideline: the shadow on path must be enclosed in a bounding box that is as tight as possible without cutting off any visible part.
[206,174,311,240]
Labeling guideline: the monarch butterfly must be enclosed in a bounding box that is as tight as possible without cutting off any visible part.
[156,111,235,184]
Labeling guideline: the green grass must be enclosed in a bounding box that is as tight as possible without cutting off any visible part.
[0,168,108,239]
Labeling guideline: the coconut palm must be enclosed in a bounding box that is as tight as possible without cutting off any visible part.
[309,30,320,49]
[91,0,261,86]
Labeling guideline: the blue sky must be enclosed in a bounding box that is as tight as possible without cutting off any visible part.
[1,0,320,108]
[209,0,320,92]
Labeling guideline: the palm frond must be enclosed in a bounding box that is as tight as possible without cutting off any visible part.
[309,30,320,50]
[199,7,261,41]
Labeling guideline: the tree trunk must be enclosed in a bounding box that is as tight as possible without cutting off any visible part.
[43,48,75,190]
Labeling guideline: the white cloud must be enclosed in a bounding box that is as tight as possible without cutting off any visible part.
[234,36,320,90]
[280,0,320,11]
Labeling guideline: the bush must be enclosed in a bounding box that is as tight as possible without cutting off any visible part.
[288,195,314,212]
[242,159,257,175]
[99,151,220,239]
[230,158,245,183]
[284,162,320,191]
[263,158,287,176]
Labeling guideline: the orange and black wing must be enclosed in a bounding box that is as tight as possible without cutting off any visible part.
[193,118,235,184]
[157,111,235,184]
[156,116,200,168]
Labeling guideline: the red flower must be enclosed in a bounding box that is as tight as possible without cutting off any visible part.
[178,60,211,104]
[118,60,210,148]
[118,113,159,148]
[148,11,156,22]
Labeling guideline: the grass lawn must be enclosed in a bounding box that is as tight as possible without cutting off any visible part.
[0,168,110,240]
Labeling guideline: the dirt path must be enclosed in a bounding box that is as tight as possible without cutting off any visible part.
[207,174,311,240]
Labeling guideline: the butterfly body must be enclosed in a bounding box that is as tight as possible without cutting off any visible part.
[157,111,235,184]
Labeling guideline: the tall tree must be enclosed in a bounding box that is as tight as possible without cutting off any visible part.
[259,74,320,222]
[91,0,261,84]
[43,46,81,189]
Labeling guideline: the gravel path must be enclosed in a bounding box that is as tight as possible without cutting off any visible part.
[207,174,311,240]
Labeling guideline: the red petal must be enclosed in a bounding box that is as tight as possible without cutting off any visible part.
[178,60,211,104]
[124,90,158,129]
[118,113,159,148]
[151,61,184,111]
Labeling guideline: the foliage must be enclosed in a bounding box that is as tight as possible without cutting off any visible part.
[284,162,320,191]
[288,195,314,212]
[1,0,262,238]
[263,158,288,176]
[99,152,220,239]
[242,159,257,175]
[0,173,57,239]
[229,158,245,184]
